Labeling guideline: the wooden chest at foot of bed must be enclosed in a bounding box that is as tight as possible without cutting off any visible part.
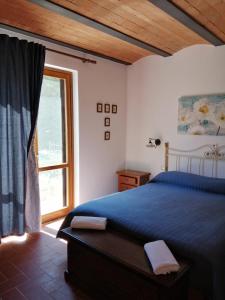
[61,227,190,300]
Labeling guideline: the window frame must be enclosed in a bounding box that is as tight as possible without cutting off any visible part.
[35,67,74,223]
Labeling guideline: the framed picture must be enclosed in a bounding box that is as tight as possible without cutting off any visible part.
[104,103,110,113]
[97,103,103,113]
[104,131,110,140]
[104,117,110,127]
[112,104,117,114]
[178,93,225,136]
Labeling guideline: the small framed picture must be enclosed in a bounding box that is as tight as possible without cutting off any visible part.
[112,104,117,114]
[104,117,110,127]
[104,131,110,141]
[97,103,103,113]
[104,103,110,113]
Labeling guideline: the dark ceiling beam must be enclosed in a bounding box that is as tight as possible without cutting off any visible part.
[30,0,171,57]
[0,23,131,65]
[150,0,224,46]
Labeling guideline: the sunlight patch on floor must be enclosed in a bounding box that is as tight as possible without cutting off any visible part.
[41,229,67,244]
[41,218,66,244]
[44,218,64,230]
[2,233,28,243]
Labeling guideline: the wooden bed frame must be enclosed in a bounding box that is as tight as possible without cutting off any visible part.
[62,143,225,300]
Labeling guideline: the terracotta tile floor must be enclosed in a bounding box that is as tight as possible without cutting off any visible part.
[0,222,203,300]
[0,222,91,300]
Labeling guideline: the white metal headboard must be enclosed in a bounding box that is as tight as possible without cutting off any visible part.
[164,143,225,178]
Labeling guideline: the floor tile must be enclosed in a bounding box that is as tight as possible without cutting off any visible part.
[0,226,91,300]
[0,273,28,295]
[17,281,53,300]
[0,273,7,285]
[1,288,27,300]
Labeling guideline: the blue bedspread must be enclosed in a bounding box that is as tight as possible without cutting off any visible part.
[58,172,225,300]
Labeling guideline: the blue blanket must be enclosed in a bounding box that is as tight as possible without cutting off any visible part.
[58,172,225,300]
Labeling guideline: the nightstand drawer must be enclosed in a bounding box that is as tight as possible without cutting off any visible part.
[119,183,135,191]
[117,170,150,193]
[119,176,137,186]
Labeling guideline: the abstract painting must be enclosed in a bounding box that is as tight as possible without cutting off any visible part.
[178,94,225,136]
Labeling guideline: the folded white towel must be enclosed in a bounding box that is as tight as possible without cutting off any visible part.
[70,216,107,230]
[144,240,180,275]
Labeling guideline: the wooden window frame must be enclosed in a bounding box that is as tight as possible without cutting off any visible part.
[36,67,74,224]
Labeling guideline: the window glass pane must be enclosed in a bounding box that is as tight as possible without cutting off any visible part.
[38,75,66,167]
[40,168,67,215]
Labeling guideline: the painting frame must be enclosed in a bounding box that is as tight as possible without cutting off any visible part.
[104,131,110,140]
[112,104,117,114]
[104,117,110,127]
[104,103,110,114]
[97,102,103,113]
[178,93,225,136]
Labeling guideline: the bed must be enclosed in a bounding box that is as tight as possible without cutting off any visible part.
[58,143,225,300]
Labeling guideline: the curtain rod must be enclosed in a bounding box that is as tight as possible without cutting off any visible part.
[46,48,97,64]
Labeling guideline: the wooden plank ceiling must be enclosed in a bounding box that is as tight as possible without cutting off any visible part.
[0,0,150,64]
[50,0,208,55]
[172,0,225,43]
[0,0,221,64]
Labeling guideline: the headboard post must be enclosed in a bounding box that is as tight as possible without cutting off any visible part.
[165,142,169,172]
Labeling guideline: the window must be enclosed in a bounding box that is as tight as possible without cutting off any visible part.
[36,68,74,223]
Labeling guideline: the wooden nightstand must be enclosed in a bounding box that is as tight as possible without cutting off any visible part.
[117,169,150,192]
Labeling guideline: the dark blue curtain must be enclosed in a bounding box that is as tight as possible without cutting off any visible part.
[0,35,45,238]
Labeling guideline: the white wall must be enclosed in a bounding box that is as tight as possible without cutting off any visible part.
[0,28,127,205]
[126,45,225,178]
[3,26,225,204]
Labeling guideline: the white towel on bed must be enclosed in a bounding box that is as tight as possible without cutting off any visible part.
[70,216,107,230]
[144,240,180,275]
